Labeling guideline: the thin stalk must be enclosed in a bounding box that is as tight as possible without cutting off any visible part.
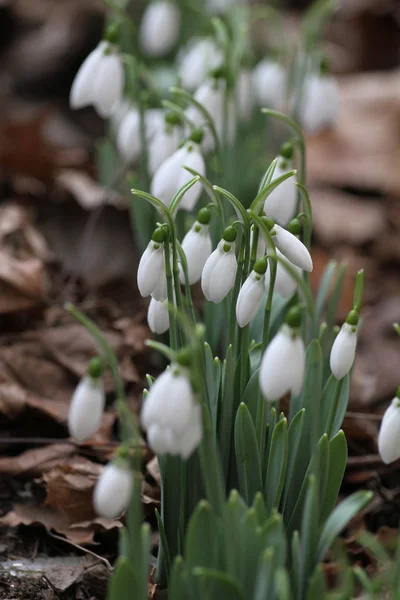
[176,240,196,324]
[326,378,344,438]
[239,325,250,398]
[164,241,178,351]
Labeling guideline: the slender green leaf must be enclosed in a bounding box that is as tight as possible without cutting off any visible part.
[300,476,319,588]
[320,431,347,523]
[169,557,189,600]
[218,345,234,479]
[275,568,292,600]
[185,500,220,571]
[155,508,171,581]
[281,409,305,513]
[107,557,139,600]
[241,367,260,424]
[315,260,337,322]
[204,343,221,432]
[265,418,288,514]
[320,374,349,438]
[260,512,287,568]
[291,531,302,600]
[234,403,263,503]
[254,549,275,600]
[306,564,328,600]
[191,567,245,600]
[252,491,267,526]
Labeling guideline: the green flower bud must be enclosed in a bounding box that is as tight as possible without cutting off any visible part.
[176,348,192,368]
[279,141,294,160]
[88,356,103,380]
[287,218,301,236]
[285,306,302,329]
[152,227,166,244]
[197,207,211,225]
[189,128,204,144]
[165,111,182,127]
[104,22,120,45]
[253,257,268,275]
[222,226,237,243]
[346,309,359,327]
[261,216,275,231]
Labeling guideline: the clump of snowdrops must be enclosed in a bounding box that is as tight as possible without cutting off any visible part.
[63,0,400,598]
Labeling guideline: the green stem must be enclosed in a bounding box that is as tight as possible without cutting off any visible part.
[326,378,344,439]
[164,240,178,351]
[176,240,196,325]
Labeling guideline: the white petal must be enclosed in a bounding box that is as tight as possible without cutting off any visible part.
[290,336,306,395]
[179,224,212,285]
[93,462,133,518]
[201,242,224,300]
[117,109,141,163]
[177,145,205,211]
[147,423,175,454]
[150,146,187,207]
[252,60,286,110]
[150,268,168,302]
[140,1,181,57]
[145,109,165,141]
[330,323,357,380]
[137,242,164,297]
[141,369,173,430]
[157,370,195,433]
[68,376,105,442]
[299,74,339,134]
[178,404,203,459]
[93,53,124,118]
[208,245,237,303]
[259,326,303,400]
[378,399,400,464]
[148,126,181,176]
[69,42,106,109]
[273,225,313,272]
[264,159,297,226]
[265,249,302,298]
[147,298,169,334]
[236,272,264,327]
[178,38,223,91]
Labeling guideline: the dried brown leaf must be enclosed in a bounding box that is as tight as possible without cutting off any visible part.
[0,444,74,476]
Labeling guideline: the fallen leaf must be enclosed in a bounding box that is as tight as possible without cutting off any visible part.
[0,444,74,476]
[56,170,125,210]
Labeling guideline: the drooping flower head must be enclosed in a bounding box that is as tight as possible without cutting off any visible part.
[264,142,297,226]
[378,389,400,465]
[93,448,133,518]
[179,207,213,285]
[201,225,238,303]
[263,217,313,273]
[298,58,339,134]
[68,357,105,442]
[137,227,167,301]
[330,309,359,380]
[139,1,181,58]
[236,257,267,328]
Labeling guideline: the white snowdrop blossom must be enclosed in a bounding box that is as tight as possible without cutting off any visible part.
[252,59,286,110]
[330,321,357,380]
[298,73,339,133]
[178,38,223,91]
[141,365,203,459]
[140,1,181,58]
[70,41,124,118]
[272,224,313,272]
[236,259,267,328]
[201,238,237,303]
[117,108,166,165]
[378,395,400,464]
[147,298,169,334]
[150,142,205,211]
[137,235,167,300]
[68,375,105,442]
[264,156,297,226]
[148,123,182,176]
[260,322,305,400]
[265,249,302,298]
[93,459,133,518]
[236,69,253,123]
[179,217,212,285]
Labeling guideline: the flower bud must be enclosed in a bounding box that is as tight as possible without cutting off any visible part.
[263,156,297,226]
[201,240,237,303]
[147,298,169,334]
[272,225,313,272]
[139,1,181,58]
[68,373,105,442]
[137,239,166,299]
[378,394,400,464]
[236,259,267,328]
[298,73,339,134]
[330,321,357,380]
[178,37,223,91]
[265,249,302,298]
[259,323,305,400]
[252,59,286,110]
[179,222,212,285]
[93,458,133,518]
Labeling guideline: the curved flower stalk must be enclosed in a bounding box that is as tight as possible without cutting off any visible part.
[70,38,124,118]
[378,390,400,464]
[252,58,286,110]
[68,358,105,442]
[298,70,339,134]
[147,298,170,334]
[259,306,305,400]
[93,451,134,518]
[141,363,203,458]
[263,143,297,226]
[177,37,223,91]
[137,227,167,300]
[150,136,205,211]
[139,1,181,58]
[330,309,358,380]
[179,207,213,285]
[236,257,267,327]
[201,226,238,303]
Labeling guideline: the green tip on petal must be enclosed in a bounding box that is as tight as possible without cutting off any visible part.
[152,227,166,244]
[88,356,103,379]
[197,207,211,225]
[279,141,294,160]
[287,218,301,236]
[189,128,203,144]
[346,309,359,326]
[253,257,268,275]
[222,226,237,243]
[285,306,302,329]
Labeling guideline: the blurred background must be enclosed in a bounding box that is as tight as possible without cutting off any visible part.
[0,0,400,598]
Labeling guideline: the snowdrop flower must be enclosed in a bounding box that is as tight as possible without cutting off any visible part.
[236,69,253,123]
[150,137,205,211]
[117,108,166,165]
[236,258,267,327]
[252,59,286,110]
[141,363,203,458]
[330,310,358,380]
[110,98,133,135]
[268,220,313,272]
[68,358,104,442]
[147,298,169,334]
[264,145,297,226]
[298,72,339,133]
[178,38,223,91]
[140,0,180,58]
[137,228,167,300]
[260,307,305,400]
[148,113,182,176]
[265,249,302,298]
[70,38,124,118]
[202,226,237,303]
[378,392,400,464]
[93,454,133,518]
[179,208,212,285]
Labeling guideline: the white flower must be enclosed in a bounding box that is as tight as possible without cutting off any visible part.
[140,1,181,57]
[150,142,205,211]
[117,108,166,165]
[201,239,237,303]
[148,124,182,176]
[147,298,169,334]
[179,222,212,285]
[252,59,286,110]
[178,38,223,91]
[272,225,313,272]
[265,249,302,298]
[137,239,166,300]
[93,460,133,518]
[263,157,297,226]
[259,324,305,400]
[330,322,357,380]
[236,267,266,328]
[378,397,400,464]
[68,376,105,442]
[70,41,124,118]
[110,98,132,134]
[236,69,253,122]
[141,365,203,458]
[298,73,339,133]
